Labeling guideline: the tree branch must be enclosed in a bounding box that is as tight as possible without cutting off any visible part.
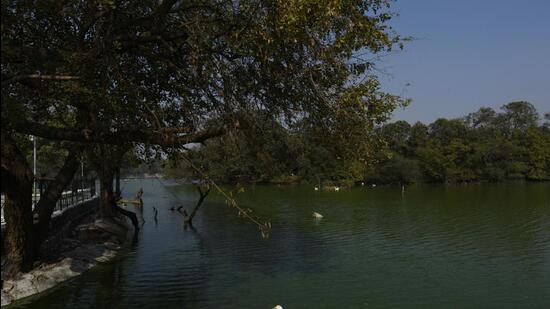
[2,74,80,86]
[33,148,82,249]
[185,185,210,225]
[8,117,224,148]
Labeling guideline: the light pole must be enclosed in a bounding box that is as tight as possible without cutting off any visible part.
[81,155,85,200]
[30,135,37,207]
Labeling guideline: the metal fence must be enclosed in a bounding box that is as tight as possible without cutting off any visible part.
[1,177,97,225]
[37,177,97,213]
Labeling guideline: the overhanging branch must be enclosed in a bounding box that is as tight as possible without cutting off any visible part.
[2,74,80,87]
[9,118,224,148]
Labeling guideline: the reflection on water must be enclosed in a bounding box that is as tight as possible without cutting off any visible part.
[11,181,550,308]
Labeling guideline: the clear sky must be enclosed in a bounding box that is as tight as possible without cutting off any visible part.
[379,0,550,123]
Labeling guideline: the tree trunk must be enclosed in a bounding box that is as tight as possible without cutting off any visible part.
[1,133,35,274]
[88,145,126,218]
[88,145,139,231]
[2,186,35,275]
[32,149,81,255]
[185,186,210,226]
[112,200,139,231]
[115,167,121,197]
[99,171,116,218]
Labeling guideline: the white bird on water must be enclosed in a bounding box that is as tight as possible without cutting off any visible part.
[314,186,319,191]
[312,212,323,219]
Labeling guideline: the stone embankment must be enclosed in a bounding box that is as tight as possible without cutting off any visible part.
[1,217,129,306]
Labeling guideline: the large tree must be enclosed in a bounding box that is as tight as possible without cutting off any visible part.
[1,133,82,275]
[2,0,407,272]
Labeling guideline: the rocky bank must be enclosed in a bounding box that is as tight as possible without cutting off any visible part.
[1,217,129,306]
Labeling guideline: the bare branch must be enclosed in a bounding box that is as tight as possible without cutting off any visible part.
[7,117,224,148]
[2,74,80,86]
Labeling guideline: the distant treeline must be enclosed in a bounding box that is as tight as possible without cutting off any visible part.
[366,102,550,184]
[164,101,550,185]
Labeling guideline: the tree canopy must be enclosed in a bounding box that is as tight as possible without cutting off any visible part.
[365,102,550,184]
[169,102,550,185]
[1,0,408,273]
[2,0,407,149]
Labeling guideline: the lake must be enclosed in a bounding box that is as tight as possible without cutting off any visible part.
[11,180,550,308]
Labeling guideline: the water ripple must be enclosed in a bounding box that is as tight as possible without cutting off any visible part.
[11,182,550,309]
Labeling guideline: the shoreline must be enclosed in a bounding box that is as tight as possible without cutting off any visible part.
[1,217,130,307]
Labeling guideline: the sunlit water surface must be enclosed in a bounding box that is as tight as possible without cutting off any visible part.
[11,181,550,308]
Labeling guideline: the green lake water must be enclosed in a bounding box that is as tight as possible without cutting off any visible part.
[11,181,550,308]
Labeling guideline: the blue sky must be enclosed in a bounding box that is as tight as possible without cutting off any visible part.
[379,0,550,123]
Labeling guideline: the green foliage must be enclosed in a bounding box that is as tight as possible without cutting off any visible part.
[2,0,407,147]
[367,102,550,184]
[167,101,550,185]
[166,102,395,186]
[365,155,421,184]
[2,0,408,186]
